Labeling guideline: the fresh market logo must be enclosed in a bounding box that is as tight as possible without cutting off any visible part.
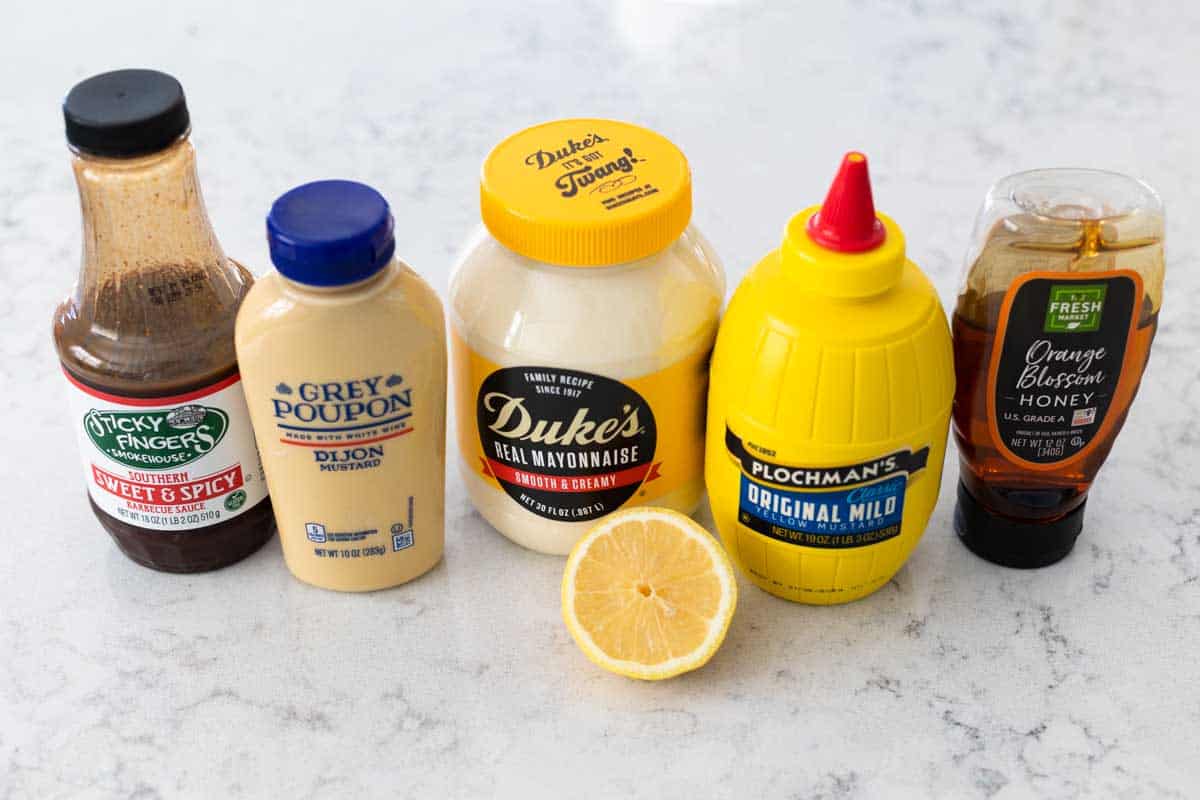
[1044,284,1106,333]
[84,404,228,470]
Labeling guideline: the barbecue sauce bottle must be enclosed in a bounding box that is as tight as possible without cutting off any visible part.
[53,69,274,572]
[953,169,1165,567]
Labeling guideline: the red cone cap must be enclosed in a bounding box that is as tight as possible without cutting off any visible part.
[806,152,887,253]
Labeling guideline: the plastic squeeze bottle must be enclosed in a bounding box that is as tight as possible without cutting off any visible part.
[952,169,1165,567]
[54,69,274,572]
[235,181,446,591]
[705,153,954,604]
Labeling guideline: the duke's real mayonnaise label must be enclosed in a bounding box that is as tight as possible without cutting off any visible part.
[453,332,708,523]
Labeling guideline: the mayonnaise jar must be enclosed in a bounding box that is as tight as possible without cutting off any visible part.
[449,119,724,555]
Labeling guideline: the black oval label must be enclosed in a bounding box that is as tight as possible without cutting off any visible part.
[476,366,657,521]
[990,274,1138,465]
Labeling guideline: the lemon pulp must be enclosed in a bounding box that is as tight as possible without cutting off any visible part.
[561,507,737,680]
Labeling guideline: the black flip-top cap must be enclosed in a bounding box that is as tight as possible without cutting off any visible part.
[954,481,1084,568]
[63,69,190,157]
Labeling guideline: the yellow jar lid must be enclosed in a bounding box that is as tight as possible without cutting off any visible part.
[480,119,692,267]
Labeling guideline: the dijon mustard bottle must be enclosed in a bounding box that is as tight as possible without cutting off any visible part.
[235,181,445,592]
[705,153,954,604]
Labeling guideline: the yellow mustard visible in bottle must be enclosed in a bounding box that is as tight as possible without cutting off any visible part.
[705,152,954,604]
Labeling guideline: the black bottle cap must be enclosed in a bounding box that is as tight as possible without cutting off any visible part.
[63,69,190,157]
[954,481,1084,568]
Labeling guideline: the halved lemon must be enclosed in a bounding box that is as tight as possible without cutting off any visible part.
[561,507,737,680]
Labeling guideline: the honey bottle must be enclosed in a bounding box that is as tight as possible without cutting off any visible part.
[706,153,954,604]
[953,169,1165,567]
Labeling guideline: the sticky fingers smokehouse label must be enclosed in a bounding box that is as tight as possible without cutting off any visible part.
[64,370,268,531]
[726,428,930,549]
[453,334,708,522]
[987,270,1143,468]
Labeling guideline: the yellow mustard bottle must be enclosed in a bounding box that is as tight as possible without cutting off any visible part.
[706,152,954,604]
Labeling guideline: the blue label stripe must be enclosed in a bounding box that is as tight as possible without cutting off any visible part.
[276,412,412,433]
[738,474,906,549]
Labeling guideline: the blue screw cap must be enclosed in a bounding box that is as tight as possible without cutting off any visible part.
[267,180,395,286]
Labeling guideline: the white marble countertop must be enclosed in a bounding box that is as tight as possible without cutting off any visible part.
[3,2,1199,797]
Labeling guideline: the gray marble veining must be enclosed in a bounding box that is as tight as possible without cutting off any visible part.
[1,1,1198,798]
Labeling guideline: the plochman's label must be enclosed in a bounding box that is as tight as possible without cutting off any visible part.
[453,333,708,523]
[987,271,1143,467]
[65,370,268,532]
[726,428,929,549]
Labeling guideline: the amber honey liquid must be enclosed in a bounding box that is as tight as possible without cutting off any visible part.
[952,209,1163,526]
[952,298,1157,521]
